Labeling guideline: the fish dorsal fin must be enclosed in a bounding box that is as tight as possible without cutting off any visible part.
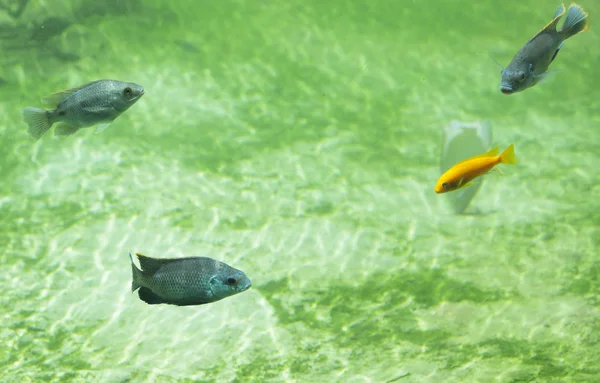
[454,146,499,166]
[531,3,566,40]
[552,3,567,19]
[136,252,170,274]
[41,80,102,107]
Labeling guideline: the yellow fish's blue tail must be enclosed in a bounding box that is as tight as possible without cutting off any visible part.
[499,144,517,165]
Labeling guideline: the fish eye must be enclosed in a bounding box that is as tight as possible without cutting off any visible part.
[442,182,449,189]
[226,277,238,285]
[123,87,133,96]
[519,73,525,82]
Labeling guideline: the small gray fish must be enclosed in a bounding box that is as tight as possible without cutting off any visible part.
[23,79,144,140]
[129,252,252,306]
[500,3,589,94]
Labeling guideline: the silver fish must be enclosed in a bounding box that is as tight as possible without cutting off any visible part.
[500,3,589,94]
[129,252,252,306]
[23,79,144,139]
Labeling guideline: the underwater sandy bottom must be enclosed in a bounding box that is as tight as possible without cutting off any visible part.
[1,1,600,382]
[3,118,599,382]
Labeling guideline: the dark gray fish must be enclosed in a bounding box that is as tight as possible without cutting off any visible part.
[129,252,252,306]
[0,0,29,20]
[48,48,80,63]
[500,3,589,94]
[22,79,144,140]
[174,40,200,53]
[30,17,71,43]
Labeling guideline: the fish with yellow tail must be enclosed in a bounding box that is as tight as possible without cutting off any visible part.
[500,3,589,94]
[435,144,517,194]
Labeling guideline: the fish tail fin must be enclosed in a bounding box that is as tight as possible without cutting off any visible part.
[499,144,517,165]
[560,3,589,39]
[22,107,52,140]
[129,252,142,292]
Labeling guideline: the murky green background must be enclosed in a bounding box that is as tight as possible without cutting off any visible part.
[1,0,599,382]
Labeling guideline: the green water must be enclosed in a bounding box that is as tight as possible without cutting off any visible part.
[1,0,599,382]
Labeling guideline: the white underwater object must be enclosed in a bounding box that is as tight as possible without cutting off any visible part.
[440,120,492,213]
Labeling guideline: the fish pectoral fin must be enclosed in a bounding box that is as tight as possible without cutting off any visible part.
[455,176,476,190]
[138,287,165,305]
[95,122,112,134]
[54,123,80,136]
[41,80,103,107]
[534,70,561,85]
[457,180,480,190]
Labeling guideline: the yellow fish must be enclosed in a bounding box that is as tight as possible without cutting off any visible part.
[435,144,517,194]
